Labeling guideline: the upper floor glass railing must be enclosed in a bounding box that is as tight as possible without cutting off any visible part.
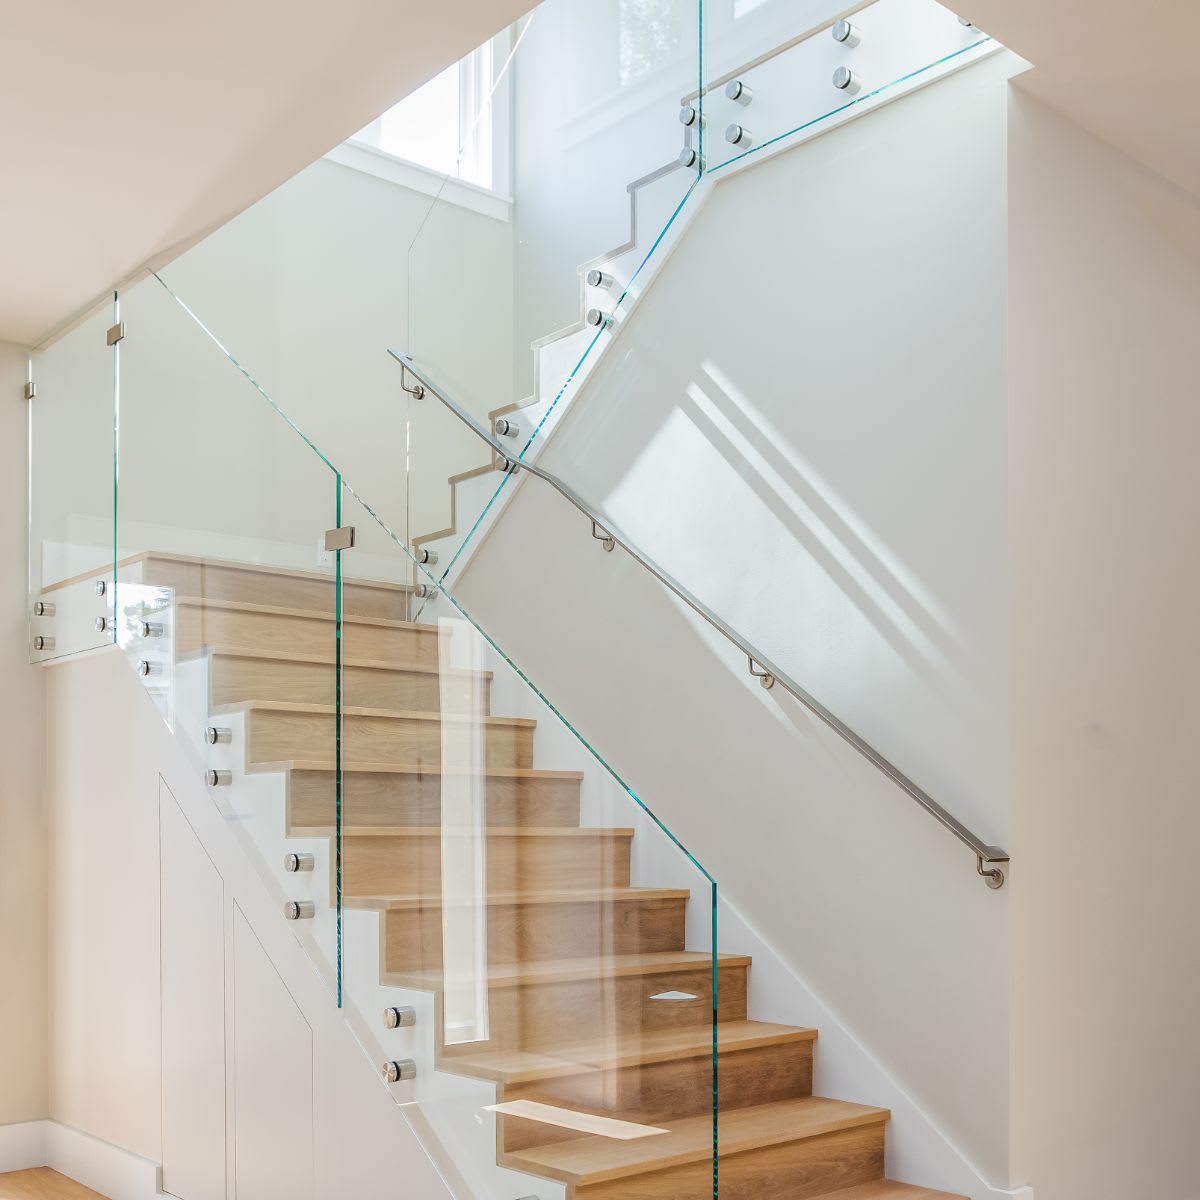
[396,0,997,606]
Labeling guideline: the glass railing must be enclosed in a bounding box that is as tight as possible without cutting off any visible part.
[395,0,997,609]
[28,294,118,662]
[698,0,991,175]
[147,0,706,608]
[339,484,721,1200]
[27,268,721,1199]
[24,1,1010,1194]
[405,0,704,550]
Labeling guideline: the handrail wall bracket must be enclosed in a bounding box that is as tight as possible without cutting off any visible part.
[977,855,1005,890]
[387,348,1010,889]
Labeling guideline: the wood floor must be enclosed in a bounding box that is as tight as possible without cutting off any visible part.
[139,552,967,1199]
[0,1169,109,1200]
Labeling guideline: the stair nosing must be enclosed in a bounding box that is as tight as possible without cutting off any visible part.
[346,885,689,911]
[266,759,582,780]
[501,1095,889,1187]
[176,595,434,630]
[218,699,535,727]
[442,1019,817,1084]
[382,950,751,991]
[299,824,631,837]
[203,645,492,678]
[141,550,416,593]
[41,550,411,597]
[817,1184,970,1200]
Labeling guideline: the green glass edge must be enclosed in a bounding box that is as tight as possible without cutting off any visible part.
[414,169,704,617]
[145,267,713,1013]
[111,290,120,646]
[705,37,993,176]
[335,474,345,1009]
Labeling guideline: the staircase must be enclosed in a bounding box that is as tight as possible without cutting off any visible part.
[93,551,968,1200]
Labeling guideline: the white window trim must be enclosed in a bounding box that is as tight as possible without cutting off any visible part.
[329,31,514,221]
[325,140,512,222]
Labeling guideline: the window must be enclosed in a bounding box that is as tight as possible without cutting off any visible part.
[619,0,691,86]
[350,42,501,192]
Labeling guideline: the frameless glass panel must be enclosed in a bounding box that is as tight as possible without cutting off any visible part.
[28,295,118,662]
[699,0,993,175]
[117,273,346,1001]
[153,157,412,543]
[340,483,719,1200]
[403,0,703,595]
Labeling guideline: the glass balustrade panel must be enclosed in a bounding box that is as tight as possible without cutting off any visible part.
[700,0,994,175]
[403,0,703,593]
[28,295,119,661]
[340,483,719,1200]
[116,273,348,1002]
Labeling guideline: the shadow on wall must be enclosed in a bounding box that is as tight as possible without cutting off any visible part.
[679,356,965,681]
[538,54,1011,844]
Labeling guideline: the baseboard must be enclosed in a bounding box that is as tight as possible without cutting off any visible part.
[0,1120,48,1171]
[0,1119,162,1199]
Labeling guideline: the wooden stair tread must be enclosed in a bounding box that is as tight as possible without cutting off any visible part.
[384,950,750,990]
[175,595,434,631]
[142,549,413,593]
[347,886,688,911]
[203,646,492,677]
[272,760,581,780]
[504,1095,889,1186]
[216,699,534,727]
[819,1183,968,1200]
[104,556,958,1200]
[296,825,632,839]
[43,549,411,596]
[445,1019,816,1084]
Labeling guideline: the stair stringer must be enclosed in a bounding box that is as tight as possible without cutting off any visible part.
[173,647,564,1200]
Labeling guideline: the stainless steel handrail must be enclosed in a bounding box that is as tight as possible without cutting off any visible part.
[389,348,1010,888]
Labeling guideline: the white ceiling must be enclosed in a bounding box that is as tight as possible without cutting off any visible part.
[0,0,529,346]
[5,0,1196,346]
[961,0,1200,200]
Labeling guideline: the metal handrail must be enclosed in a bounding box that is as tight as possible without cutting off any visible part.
[388,348,1010,888]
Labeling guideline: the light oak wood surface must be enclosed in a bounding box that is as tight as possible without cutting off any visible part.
[326,825,633,896]
[827,1184,969,1200]
[135,551,409,618]
[442,1020,816,1084]
[140,554,971,1200]
[503,1095,888,1185]
[282,761,582,828]
[351,885,689,972]
[238,701,535,770]
[176,597,438,662]
[207,647,494,712]
[0,1169,109,1200]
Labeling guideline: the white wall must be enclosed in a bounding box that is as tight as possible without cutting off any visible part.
[509,0,695,398]
[46,654,163,1157]
[1007,92,1200,1200]
[157,154,512,545]
[0,340,48,1128]
[458,55,1016,1185]
[41,648,460,1199]
[540,52,1014,849]
[507,0,870,402]
[31,155,515,594]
